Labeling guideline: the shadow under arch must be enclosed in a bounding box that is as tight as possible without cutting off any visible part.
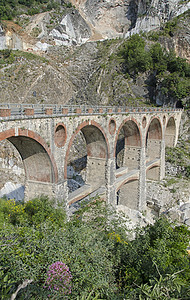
[146,117,162,180]
[116,176,139,209]
[0,128,58,184]
[165,117,176,147]
[114,118,142,170]
[64,120,110,193]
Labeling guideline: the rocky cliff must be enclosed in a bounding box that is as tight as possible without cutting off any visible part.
[0,0,189,50]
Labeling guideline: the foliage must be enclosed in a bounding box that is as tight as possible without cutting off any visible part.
[0,49,15,65]
[117,34,190,102]
[126,271,190,299]
[118,34,152,75]
[166,141,190,178]
[163,18,178,37]
[0,197,189,299]
[121,216,190,291]
[0,0,72,20]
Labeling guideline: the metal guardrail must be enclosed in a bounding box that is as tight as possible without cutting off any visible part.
[0,103,183,117]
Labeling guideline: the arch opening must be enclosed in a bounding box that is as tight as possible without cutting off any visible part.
[0,129,57,201]
[0,139,25,200]
[54,124,67,148]
[8,136,54,183]
[115,120,141,171]
[146,118,162,160]
[165,117,176,147]
[66,124,109,196]
[146,118,162,180]
[117,179,139,209]
[146,166,160,181]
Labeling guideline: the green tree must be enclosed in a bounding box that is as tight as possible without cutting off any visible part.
[119,34,152,75]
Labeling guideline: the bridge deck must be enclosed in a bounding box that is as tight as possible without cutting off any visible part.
[68,184,106,206]
[116,166,128,178]
[0,103,181,119]
[146,158,160,170]
[115,169,140,190]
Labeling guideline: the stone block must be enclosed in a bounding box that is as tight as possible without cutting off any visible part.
[24,108,34,116]
[88,108,93,113]
[45,108,53,115]
[0,108,11,117]
[108,108,112,113]
[99,108,103,113]
[62,108,68,114]
[75,108,81,114]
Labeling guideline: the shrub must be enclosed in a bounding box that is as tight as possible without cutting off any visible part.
[122,216,190,291]
[118,34,152,75]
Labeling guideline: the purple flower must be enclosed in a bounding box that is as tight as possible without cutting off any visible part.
[44,262,72,296]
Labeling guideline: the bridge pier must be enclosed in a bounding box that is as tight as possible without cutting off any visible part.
[138,146,146,211]
[24,180,68,207]
[53,180,69,207]
[86,157,107,189]
[106,157,116,207]
[160,138,165,180]
[24,180,54,201]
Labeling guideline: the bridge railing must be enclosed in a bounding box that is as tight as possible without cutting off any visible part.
[0,103,182,117]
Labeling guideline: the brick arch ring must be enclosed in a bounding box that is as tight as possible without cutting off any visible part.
[116,175,139,192]
[145,116,163,139]
[64,120,110,179]
[165,115,176,128]
[0,128,58,183]
[114,117,142,157]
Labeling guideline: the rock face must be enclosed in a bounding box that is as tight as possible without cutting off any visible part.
[0,0,189,51]
[125,0,190,37]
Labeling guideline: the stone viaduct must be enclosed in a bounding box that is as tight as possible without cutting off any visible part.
[0,104,182,211]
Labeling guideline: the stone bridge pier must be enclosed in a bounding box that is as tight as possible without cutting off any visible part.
[0,104,182,212]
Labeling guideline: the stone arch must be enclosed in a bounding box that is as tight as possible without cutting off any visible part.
[146,117,162,140]
[116,177,139,209]
[64,121,110,193]
[146,117,162,159]
[146,117,162,180]
[0,128,58,183]
[114,118,141,170]
[165,117,176,147]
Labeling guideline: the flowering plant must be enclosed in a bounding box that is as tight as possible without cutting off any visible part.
[44,261,72,297]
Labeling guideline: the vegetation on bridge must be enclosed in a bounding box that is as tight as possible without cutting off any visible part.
[0,196,190,299]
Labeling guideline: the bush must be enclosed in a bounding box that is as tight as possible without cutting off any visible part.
[122,216,190,290]
[0,197,189,299]
[118,34,152,75]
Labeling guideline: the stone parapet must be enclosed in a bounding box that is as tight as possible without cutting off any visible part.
[24,108,34,116]
[0,108,11,117]
[45,108,53,115]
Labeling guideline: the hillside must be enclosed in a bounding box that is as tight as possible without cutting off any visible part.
[0,0,189,106]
